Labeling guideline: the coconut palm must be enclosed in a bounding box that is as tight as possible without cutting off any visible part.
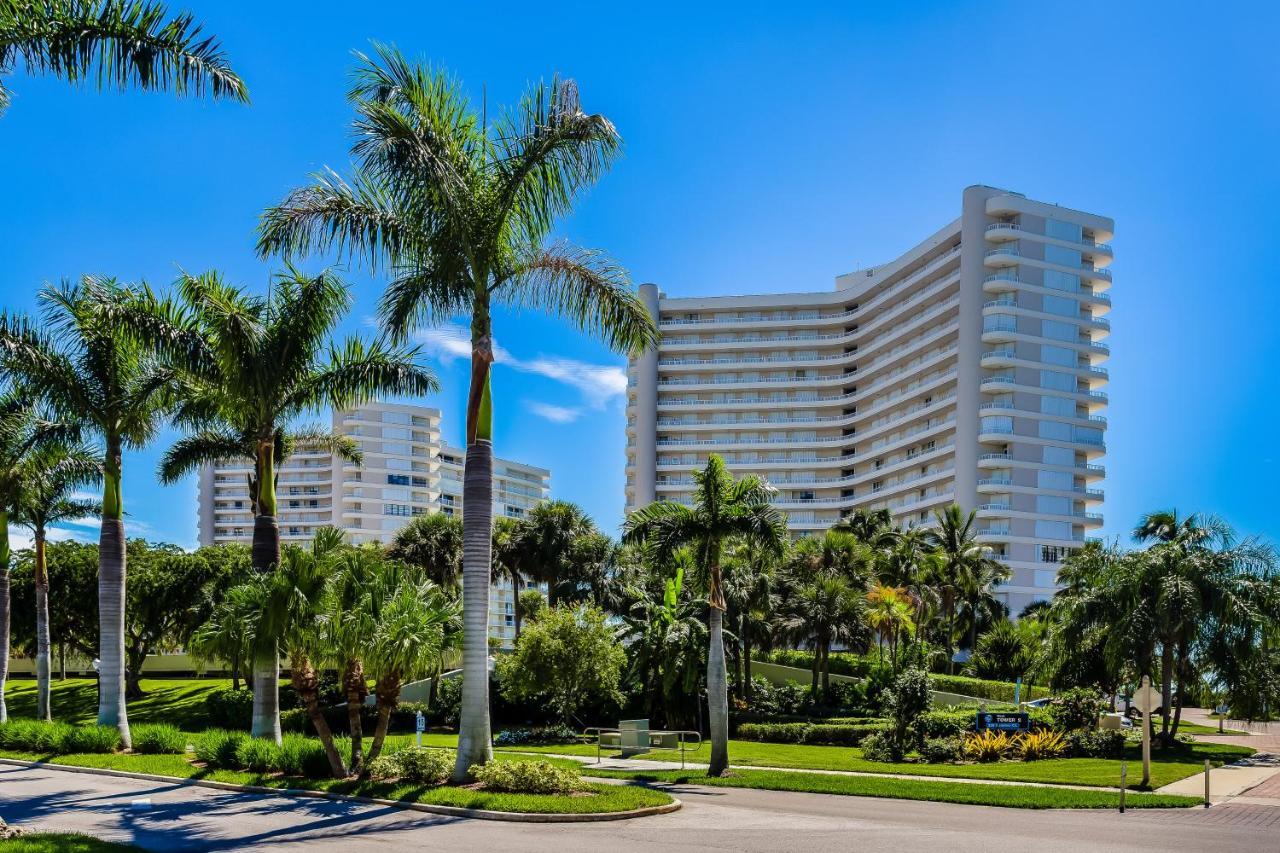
[257,47,658,779]
[623,454,786,776]
[13,440,100,720]
[925,505,999,675]
[112,268,437,742]
[0,0,247,115]
[0,279,178,746]
[364,577,461,766]
[490,516,527,643]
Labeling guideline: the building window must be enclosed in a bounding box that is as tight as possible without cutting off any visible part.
[1039,545,1071,563]
[385,504,412,517]
[387,474,410,486]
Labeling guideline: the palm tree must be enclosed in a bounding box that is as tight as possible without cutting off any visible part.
[723,544,776,702]
[490,516,527,643]
[514,500,596,607]
[364,577,460,766]
[784,574,868,696]
[114,268,437,742]
[0,0,247,115]
[0,279,176,746]
[866,585,915,671]
[323,546,387,775]
[388,512,463,590]
[925,505,999,675]
[623,454,786,776]
[13,440,100,720]
[257,47,658,779]
[956,557,1011,655]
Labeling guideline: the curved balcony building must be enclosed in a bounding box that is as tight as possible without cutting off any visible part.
[625,185,1112,614]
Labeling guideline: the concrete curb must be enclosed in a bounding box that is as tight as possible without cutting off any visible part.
[0,758,682,823]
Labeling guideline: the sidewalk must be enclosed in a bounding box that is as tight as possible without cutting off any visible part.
[1156,753,1280,804]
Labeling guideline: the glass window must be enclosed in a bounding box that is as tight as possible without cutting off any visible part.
[1041,320,1079,342]
[386,458,411,471]
[1033,568,1059,588]
[1042,445,1075,466]
[1074,427,1105,445]
[383,427,410,440]
[383,442,411,456]
[1039,370,1077,392]
[1039,420,1072,441]
[387,474,410,486]
[1040,344,1077,367]
[1038,469,1074,491]
[1042,295,1079,317]
[382,411,412,425]
[1045,218,1083,242]
[1036,495,1071,516]
[1035,520,1072,539]
[1043,269,1080,292]
[981,416,1014,434]
[983,314,1018,333]
[1040,395,1076,416]
[1044,244,1082,267]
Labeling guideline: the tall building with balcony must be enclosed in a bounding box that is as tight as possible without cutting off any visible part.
[625,186,1111,614]
[196,401,552,647]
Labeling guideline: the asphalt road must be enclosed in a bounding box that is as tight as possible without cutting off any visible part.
[2,764,1278,852]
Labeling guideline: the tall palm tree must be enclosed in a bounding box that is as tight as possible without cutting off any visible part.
[491,516,527,642]
[0,0,247,115]
[14,440,99,720]
[257,47,658,779]
[956,557,1011,654]
[0,279,177,746]
[623,454,786,776]
[925,504,1001,675]
[114,268,437,742]
[515,500,596,608]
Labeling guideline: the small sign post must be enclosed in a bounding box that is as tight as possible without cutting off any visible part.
[1133,675,1159,787]
[1215,703,1229,734]
[1119,761,1127,813]
[1014,676,1022,707]
[415,710,425,747]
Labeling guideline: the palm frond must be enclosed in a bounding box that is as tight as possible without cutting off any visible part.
[158,428,245,484]
[256,170,411,265]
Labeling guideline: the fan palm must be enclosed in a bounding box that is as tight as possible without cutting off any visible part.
[0,279,176,746]
[387,511,463,590]
[0,0,247,114]
[257,47,658,779]
[623,454,786,776]
[784,574,868,696]
[515,500,596,607]
[111,268,437,742]
[13,440,100,720]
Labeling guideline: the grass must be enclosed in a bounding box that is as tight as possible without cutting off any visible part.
[0,834,141,852]
[426,733,1253,790]
[0,747,671,816]
[581,766,1202,809]
[1174,721,1247,736]
[2,679,233,730]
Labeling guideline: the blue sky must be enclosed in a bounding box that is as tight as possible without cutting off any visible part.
[2,0,1278,548]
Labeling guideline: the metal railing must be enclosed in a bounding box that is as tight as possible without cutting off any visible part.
[583,727,704,769]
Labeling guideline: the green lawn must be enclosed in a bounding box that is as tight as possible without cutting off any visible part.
[1175,721,1247,736]
[430,734,1251,790]
[581,767,1201,809]
[0,834,141,852]
[0,748,671,815]
[2,679,233,729]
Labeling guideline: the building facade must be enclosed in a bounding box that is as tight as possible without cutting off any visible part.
[625,186,1111,614]
[197,401,551,647]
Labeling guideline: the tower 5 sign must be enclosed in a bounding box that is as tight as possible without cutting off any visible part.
[976,712,1030,732]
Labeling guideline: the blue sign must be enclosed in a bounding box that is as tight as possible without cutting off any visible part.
[415,711,426,733]
[977,712,1029,732]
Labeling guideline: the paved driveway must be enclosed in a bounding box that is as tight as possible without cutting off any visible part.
[3,764,1279,852]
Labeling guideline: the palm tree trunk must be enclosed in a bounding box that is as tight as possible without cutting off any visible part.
[707,604,730,776]
[366,672,400,768]
[743,629,753,704]
[821,641,830,696]
[290,651,344,777]
[453,433,495,782]
[34,527,52,721]
[250,441,281,743]
[97,440,130,746]
[944,595,956,675]
[0,511,9,724]
[344,657,366,774]
[511,571,522,644]
[1159,639,1174,741]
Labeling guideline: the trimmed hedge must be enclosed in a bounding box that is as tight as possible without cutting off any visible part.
[736,721,888,746]
[0,721,120,755]
[929,674,1050,703]
[765,650,874,679]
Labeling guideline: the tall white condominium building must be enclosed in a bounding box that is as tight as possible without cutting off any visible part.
[197,401,551,647]
[625,186,1111,614]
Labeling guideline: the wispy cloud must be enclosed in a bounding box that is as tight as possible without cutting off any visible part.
[413,323,628,409]
[526,401,583,424]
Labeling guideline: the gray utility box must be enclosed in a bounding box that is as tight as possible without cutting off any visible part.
[619,719,651,758]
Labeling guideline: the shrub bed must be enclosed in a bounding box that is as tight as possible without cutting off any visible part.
[493,724,578,746]
[736,721,887,746]
[0,721,120,755]
[367,746,453,784]
[131,724,186,755]
[470,759,582,794]
[930,674,1049,703]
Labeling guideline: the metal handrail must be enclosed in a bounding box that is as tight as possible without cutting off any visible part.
[584,727,705,769]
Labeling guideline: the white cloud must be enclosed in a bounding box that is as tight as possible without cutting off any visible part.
[526,401,583,424]
[413,323,628,408]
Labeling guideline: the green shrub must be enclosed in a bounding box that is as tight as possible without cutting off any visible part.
[1050,688,1107,732]
[131,724,186,755]
[887,668,933,749]
[929,674,1049,704]
[471,759,581,794]
[918,736,963,763]
[204,688,254,729]
[1065,729,1126,759]
[436,678,462,727]
[736,721,886,746]
[860,731,903,763]
[60,725,121,754]
[276,734,340,777]
[196,729,246,768]
[235,737,281,773]
[493,724,578,746]
[0,720,67,752]
[917,709,976,739]
[394,746,453,784]
[1016,729,1066,761]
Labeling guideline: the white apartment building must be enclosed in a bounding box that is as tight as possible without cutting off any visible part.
[625,186,1111,614]
[197,401,551,647]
